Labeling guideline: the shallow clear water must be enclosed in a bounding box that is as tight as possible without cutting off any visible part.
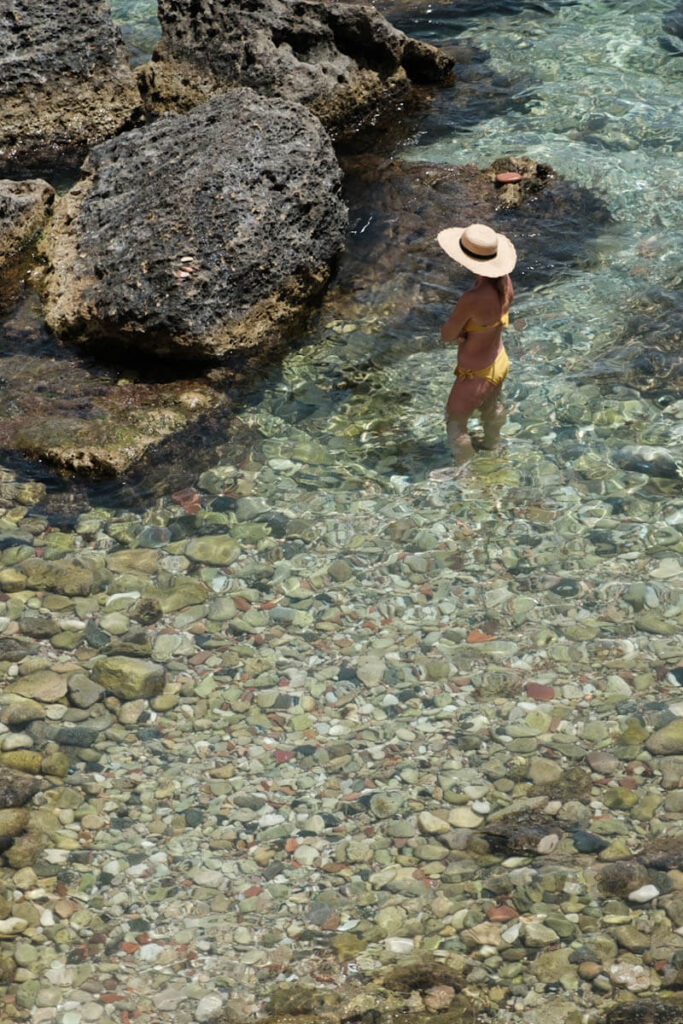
[0,4,680,1019]
[233,0,683,497]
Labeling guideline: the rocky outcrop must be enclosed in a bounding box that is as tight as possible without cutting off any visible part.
[0,179,54,268]
[0,0,141,171]
[661,3,683,53]
[138,0,453,136]
[39,89,348,363]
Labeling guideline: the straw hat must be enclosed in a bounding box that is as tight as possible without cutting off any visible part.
[437,223,516,277]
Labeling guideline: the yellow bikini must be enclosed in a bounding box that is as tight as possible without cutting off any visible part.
[454,312,509,387]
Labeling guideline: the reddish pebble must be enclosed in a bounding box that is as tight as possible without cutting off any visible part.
[526,682,555,702]
[119,942,139,955]
[242,885,263,898]
[99,994,125,1004]
[486,904,519,923]
[285,838,298,853]
[496,171,523,183]
[466,629,496,644]
[171,487,199,506]
[274,749,295,764]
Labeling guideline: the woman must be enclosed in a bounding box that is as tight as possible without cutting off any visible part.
[437,222,517,464]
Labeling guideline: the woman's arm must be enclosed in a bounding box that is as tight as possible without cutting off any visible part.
[441,294,472,345]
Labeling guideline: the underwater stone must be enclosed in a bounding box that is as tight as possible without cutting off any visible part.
[91,657,165,700]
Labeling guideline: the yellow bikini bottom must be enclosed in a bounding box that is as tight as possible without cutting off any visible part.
[455,347,509,388]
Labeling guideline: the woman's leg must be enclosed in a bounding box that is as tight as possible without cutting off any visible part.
[446,414,474,464]
[479,385,506,450]
[445,378,490,464]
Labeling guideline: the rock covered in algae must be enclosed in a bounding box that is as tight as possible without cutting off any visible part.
[604,994,683,1023]
[91,656,165,701]
[0,179,54,268]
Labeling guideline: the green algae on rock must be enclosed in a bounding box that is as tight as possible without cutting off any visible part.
[91,656,165,700]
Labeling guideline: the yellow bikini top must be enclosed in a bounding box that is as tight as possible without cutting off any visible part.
[464,311,509,333]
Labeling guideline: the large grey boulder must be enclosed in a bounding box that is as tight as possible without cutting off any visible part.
[39,88,348,362]
[0,0,141,170]
[138,0,452,135]
[0,179,54,268]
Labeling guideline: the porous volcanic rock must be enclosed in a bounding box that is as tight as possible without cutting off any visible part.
[0,0,141,171]
[138,0,452,136]
[0,179,54,268]
[0,767,42,810]
[39,89,348,362]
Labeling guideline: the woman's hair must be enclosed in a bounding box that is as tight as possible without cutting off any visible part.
[491,275,507,302]
[490,274,513,312]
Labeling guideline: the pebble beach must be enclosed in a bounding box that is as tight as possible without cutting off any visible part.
[0,427,682,1022]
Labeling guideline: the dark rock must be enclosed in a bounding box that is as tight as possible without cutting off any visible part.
[40,89,348,363]
[53,726,99,748]
[550,578,580,597]
[83,622,110,650]
[612,445,681,480]
[480,810,562,856]
[130,597,163,626]
[531,766,593,800]
[604,994,683,1024]
[572,830,609,854]
[661,3,683,53]
[576,280,682,402]
[137,0,453,137]
[0,0,141,171]
[382,952,465,992]
[0,766,41,810]
[0,179,54,267]
[638,837,683,872]
[597,860,650,898]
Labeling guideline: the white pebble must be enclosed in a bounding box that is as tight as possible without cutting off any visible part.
[195,994,224,1021]
[385,937,414,954]
[537,834,559,854]
[628,884,659,903]
[138,942,165,962]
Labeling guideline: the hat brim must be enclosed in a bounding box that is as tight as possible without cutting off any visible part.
[437,227,517,277]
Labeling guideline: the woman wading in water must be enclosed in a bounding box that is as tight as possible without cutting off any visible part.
[437,223,516,464]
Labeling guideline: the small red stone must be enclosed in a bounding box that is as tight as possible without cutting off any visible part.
[467,629,496,644]
[284,838,298,853]
[496,171,523,183]
[242,885,263,898]
[526,682,555,702]
[274,749,295,763]
[486,904,519,923]
[119,942,139,955]
[99,994,125,1004]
